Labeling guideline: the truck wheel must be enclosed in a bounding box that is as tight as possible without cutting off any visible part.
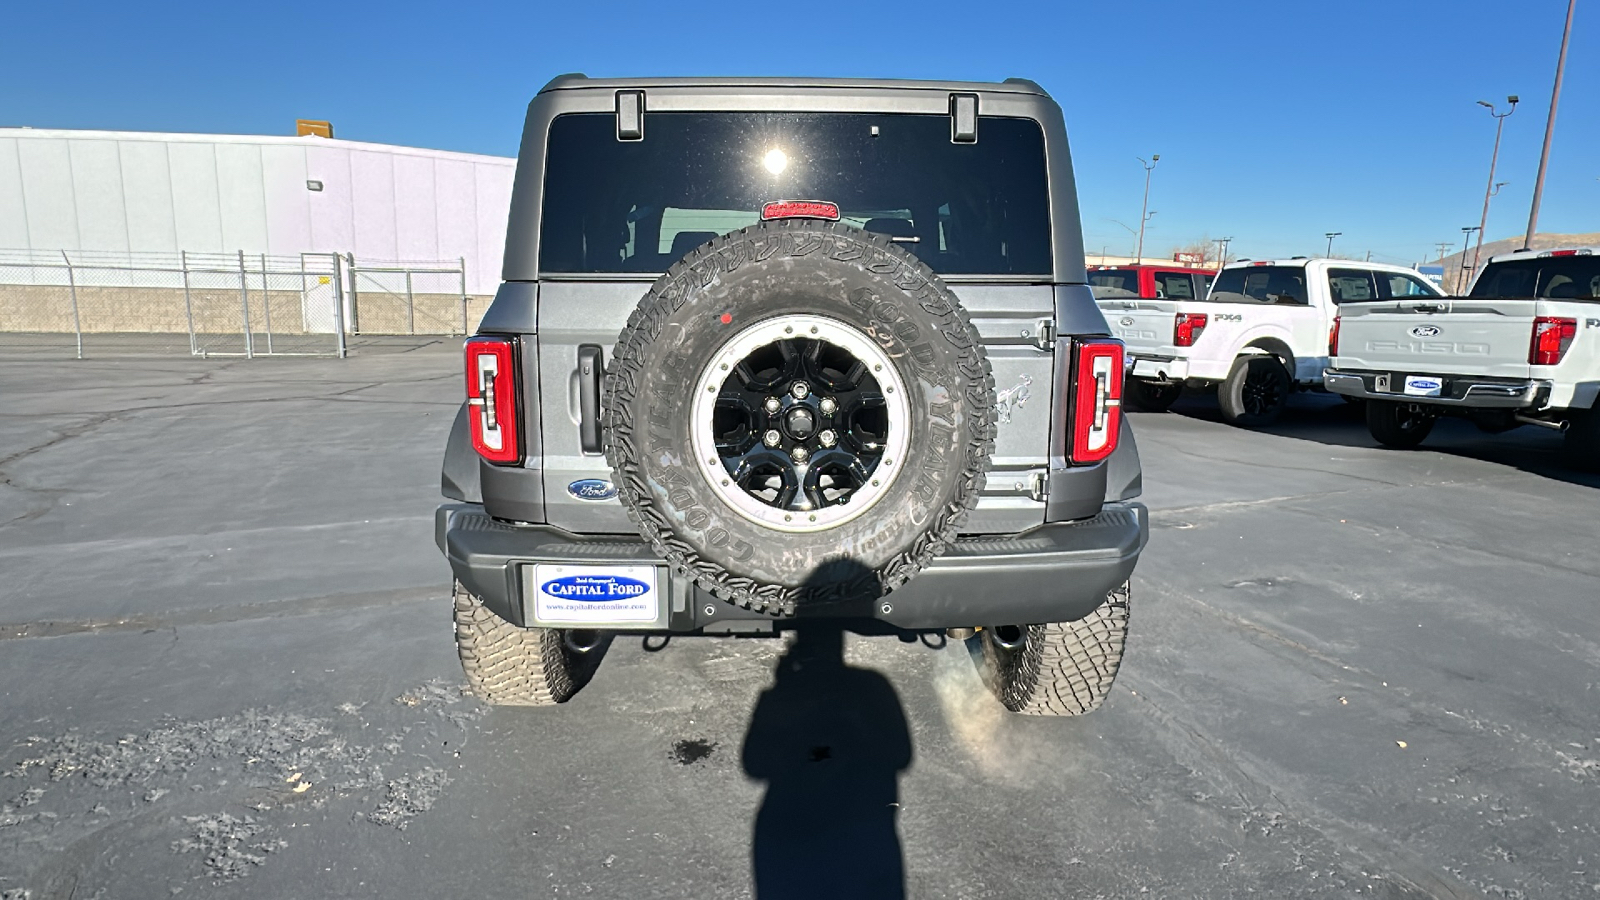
[1125,378,1182,412]
[973,583,1131,716]
[1561,408,1600,471]
[1365,399,1436,449]
[1218,355,1291,426]
[453,584,599,706]
[605,219,995,615]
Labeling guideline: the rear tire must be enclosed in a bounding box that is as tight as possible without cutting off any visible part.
[1218,356,1291,426]
[1125,378,1182,413]
[973,583,1131,716]
[1366,399,1436,449]
[1561,407,1600,471]
[452,584,599,706]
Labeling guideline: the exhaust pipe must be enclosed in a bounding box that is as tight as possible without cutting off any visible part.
[1514,414,1568,432]
[989,625,1027,650]
[563,629,602,653]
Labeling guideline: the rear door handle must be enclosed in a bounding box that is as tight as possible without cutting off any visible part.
[577,345,604,454]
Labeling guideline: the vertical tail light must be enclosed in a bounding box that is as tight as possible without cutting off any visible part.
[466,336,520,464]
[1071,339,1124,464]
[1174,313,1208,347]
[1529,316,1577,366]
[1329,315,1341,356]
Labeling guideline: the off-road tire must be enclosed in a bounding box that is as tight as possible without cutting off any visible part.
[604,219,995,616]
[1366,399,1436,449]
[973,583,1132,716]
[1561,407,1600,471]
[1125,378,1182,413]
[452,584,597,706]
[1218,355,1291,426]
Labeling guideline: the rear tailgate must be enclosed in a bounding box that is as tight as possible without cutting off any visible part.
[1335,299,1537,379]
[1097,298,1177,358]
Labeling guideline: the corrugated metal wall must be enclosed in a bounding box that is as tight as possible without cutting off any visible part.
[0,129,515,295]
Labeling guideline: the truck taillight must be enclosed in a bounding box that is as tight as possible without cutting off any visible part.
[466,336,520,464]
[1530,316,1577,366]
[1329,316,1341,356]
[1071,340,1124,464]
[1174,313,1208,347]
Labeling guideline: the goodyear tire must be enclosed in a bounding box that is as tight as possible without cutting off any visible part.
[453,584,599,705]
[1125,378,1182,413]
[604,219,995,615]
[1366,399,1436,449]
[1218,355,1291,426]
[973,583,1131,716]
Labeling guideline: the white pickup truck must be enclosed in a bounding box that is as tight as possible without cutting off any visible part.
[1101,258,1443,425]
[1324,248,1600,467]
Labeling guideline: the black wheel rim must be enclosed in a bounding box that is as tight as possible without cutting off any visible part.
[1241,365,1285,416]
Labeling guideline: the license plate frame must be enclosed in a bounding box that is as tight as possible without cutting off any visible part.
[524,563,668,629]
[1403,375,1444,398]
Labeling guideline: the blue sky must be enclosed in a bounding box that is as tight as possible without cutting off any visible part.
[4,0,1594,266]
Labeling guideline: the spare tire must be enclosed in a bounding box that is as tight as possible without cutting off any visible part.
[604,219,995,615]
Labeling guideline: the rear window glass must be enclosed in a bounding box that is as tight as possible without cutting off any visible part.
[537,112,1052,276]
[1088,269,1140,298]
[1207,266,1310,305]
[1471,257,1600,299]
[1152,271,1196,299]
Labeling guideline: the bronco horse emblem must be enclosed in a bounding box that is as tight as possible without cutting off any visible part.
[995,374,1033,424]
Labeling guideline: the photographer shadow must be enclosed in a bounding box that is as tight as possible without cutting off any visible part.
[741,563,913,900]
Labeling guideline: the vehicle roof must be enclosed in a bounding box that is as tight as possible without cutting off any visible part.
[1222,257,1427,275]
[1485,247,1600,264]
[537,73,1050,97]
[1089,264,1215,275]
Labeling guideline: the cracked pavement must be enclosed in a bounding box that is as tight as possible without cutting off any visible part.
[1,352,1598,898]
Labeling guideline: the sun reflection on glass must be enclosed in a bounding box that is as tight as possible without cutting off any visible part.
[763,148,788,175]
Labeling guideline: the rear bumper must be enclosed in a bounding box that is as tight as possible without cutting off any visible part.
[436,502,1148,632]
[1128,355,1190,382]
[1323,369,1551,409]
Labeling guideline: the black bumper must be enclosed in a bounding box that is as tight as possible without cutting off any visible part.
[436,502,1148,632]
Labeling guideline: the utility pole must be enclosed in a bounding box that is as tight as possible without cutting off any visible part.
[1434,241,1454,263]
[1215,236,1234,270]
[1325,232,1342,257]
[1136,155,1159,263]
[1470,96,1518,287]
[1525,0,1576,250]
[1457,226,1481,292]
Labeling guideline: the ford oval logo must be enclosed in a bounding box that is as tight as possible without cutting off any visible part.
[1410,325,1441,338]
[567,479,618,501]
[540,574,649,602]
[1120,317,1136,327]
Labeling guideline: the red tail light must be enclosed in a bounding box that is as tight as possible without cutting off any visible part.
[1530,316,1577,366]
[1174,313,1208,347]
[1329,315,1341,356]
[466,336,520,464]
[1071,340,1124,464]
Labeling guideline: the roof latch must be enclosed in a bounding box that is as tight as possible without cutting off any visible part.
[616,90,645,142]
[950,93,978,143]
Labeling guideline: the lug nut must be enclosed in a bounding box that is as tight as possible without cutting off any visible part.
[764,396,781,414]
[819,397,837,415]
[791,381,810,400]
[763,429,781,448]
[818,429,837,448]
[791,446,809,463]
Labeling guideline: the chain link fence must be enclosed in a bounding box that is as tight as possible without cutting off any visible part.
[0,250,490,359]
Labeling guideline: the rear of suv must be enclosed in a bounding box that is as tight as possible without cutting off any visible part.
[436,75,1149,715]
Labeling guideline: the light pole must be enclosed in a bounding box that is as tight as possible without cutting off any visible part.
[1136,155,1159,263]
[1215,236,1233,270]
[1457,226,1481,292]
[1525,0,1576,249]
[1469,96,1518,287]
[1325,232,1342,257]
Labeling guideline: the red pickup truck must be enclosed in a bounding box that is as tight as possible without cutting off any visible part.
[1087,264,1216,303]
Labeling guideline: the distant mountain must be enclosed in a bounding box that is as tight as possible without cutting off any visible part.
[1430,232,1600,291]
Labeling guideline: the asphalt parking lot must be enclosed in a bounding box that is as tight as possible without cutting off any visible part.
[2,348,1598,899]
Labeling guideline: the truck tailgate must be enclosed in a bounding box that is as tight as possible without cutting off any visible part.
[1097,298,1177,357]
[1335,299,1536,379]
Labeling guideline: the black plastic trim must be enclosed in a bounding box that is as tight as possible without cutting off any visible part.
[477,282,538,334]
[480,463,546,524]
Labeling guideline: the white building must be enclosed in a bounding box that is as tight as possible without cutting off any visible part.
[0,128,515,295]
